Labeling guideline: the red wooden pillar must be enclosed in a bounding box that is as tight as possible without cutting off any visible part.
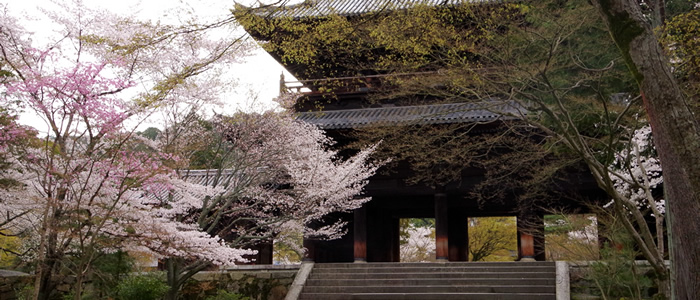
[517,215,545,261]
[518,231,536,261]
[353,205,367,263]
[435,191,449,261]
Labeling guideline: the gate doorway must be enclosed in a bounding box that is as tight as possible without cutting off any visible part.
[399,218,436,262]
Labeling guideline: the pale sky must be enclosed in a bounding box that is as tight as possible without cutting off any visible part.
[2,0,303,130]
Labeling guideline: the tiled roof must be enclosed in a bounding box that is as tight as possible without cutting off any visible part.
[179,169,239,188]
[259,0,498,18]
[296,101,525,129]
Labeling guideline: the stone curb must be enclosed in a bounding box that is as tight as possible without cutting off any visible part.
[556,261,570,300]
[284,262,314,300]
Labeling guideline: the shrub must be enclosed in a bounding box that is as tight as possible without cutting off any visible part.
[116,274,169,300]
[205,290,250,300]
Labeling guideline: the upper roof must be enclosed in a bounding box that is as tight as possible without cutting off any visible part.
[296,100,525,129]
[253,0,499,19]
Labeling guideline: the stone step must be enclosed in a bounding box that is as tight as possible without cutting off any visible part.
[306,278,556,286]
[308,271,555,280]
[302,285,555,294]
[298,292,556,300]
[297,262,558,300]
[311,266,555,274]
[313,261,555,268]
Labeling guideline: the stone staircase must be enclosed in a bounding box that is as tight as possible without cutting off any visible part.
[297,261,557,300]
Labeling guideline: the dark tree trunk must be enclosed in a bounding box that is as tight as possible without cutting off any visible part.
[591,1,700,299]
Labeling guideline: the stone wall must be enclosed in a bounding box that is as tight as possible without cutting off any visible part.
[0,270,32,300]
[181,265,299,300]
[0,265,299,300]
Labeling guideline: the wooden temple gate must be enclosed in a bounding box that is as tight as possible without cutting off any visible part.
[299,176,577,263]
[235,0,608,264]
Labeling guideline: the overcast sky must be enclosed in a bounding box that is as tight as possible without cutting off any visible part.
[1,0,303,129]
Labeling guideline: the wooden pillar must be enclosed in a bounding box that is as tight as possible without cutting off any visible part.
[353,206,367,263]
[435,190,449,261]
[518,231,536,261]
[448,211,468,261]
[391,218,400,262]
[302,238,316,262]
[518,215,545,261]
[534,217,546,261]
[257,241,273,264]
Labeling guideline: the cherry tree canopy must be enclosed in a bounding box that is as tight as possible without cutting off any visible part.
[0,3,382,299]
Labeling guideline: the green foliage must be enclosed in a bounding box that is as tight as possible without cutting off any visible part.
[273,230,303,264]
[238,2,523,81]
[665,0,697,19]
[589,245,656,299]
[544,214,599,261]
[597,0,646,82]
[205,290,250,300]
[13,281,34,300]
[90,251,135,299]
[116,274,169,300]
[581,210,668,299]
[0,231,21,268]
[409,218,434,228]
[468,217,517,262]
[662,8,700,114]
[139,127,162,141]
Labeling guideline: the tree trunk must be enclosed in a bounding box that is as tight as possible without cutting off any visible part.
[591,1,700,299]
[164,258,212,300]
[165,259,181,300]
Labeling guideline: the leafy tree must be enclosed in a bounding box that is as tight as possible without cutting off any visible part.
[468,217,517,262]
[138,127,162,141]
[544,214,599,261]
[589,1,700,298]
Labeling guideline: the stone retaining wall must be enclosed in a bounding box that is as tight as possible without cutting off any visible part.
[0,265,299,300]
[181,265,299,300]
[0,270,32,300]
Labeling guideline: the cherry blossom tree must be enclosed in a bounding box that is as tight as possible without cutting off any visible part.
[399,221,436,262]
[156,105,382,300]
[1,4,383,300]
[0,3,252,300]
[605,125,668,295]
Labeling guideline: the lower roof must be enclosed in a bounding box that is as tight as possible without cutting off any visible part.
[296,100,526,129]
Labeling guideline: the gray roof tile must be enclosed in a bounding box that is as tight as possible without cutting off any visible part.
[263,0,499,18]
[297,101,525,129]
